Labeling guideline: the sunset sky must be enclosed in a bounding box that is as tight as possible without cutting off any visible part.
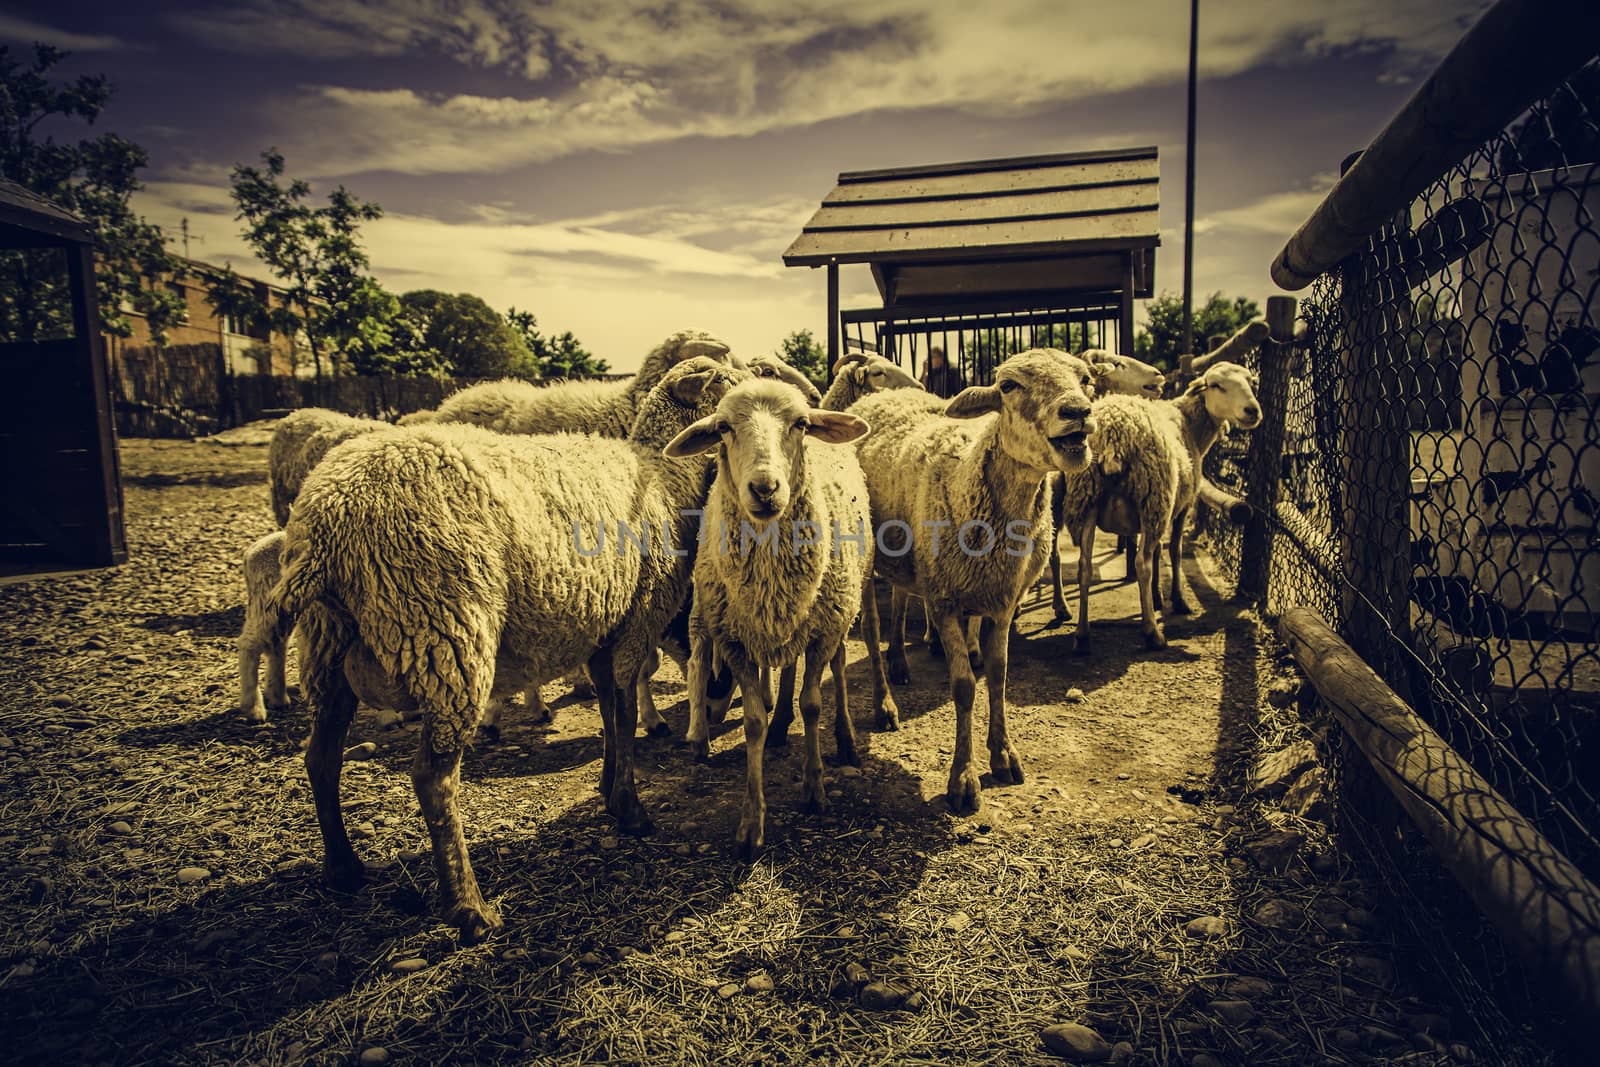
[2,1,1489,370]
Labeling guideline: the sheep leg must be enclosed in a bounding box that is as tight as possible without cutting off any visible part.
[735,665,770,859]
[480,699,503,743]
[592,647,653,835]
[887,588,912,685]
[859,577,901,730]
[831,641,860,767]
[936,607,983,815]
[527,684,554,725]
[1074,512,1098,655]
[1167,506,1194,615]
[766,664,797,754]
[1049,475,1071,621]
[636,646,671,738]
[759,666,774,710]
[798,644,829,813]
[922,596,944,659]
[238,604,287,722]
[1151,535,1164,613]
[238,636,268,723]
[685,623,713,763]
[301,637,362,891]
[966,615,985,672]
[983,605,1024,785]
[1122,534,1137,585]
[1137,520,1167,650]
[411,729,500,944]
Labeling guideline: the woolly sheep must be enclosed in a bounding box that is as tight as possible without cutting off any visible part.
[238,530,288,722]
[850,349,1100,813]
[1058,361,1261,651]
[821,351,923,411]
[665,379,872,855]
[426,329,734,437]
[743,354,823,405]
[268,408,389,527]
[259,357,746,942]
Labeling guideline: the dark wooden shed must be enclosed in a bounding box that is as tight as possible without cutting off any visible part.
[784,147,1159,388]
[0,180,127,575]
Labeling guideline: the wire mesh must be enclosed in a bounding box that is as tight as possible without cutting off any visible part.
[1202,60,1600,1058]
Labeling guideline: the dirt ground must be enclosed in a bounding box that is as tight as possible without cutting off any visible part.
[0,431,1542,1065]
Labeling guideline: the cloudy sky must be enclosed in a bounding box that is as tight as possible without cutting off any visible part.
[2,1,1488,370]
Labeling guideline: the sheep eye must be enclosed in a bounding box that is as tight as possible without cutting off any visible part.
[998,379,1020,394]
[716,421,732,435]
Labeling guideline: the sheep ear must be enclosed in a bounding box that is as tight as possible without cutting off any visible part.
[806,411,870,444]
[849,365,867,385]
[663,415,723,458]
[945,384,1003,418]
[1091,361,1117,380]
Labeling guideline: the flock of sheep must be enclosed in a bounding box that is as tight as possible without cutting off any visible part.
[233,329,1261,943]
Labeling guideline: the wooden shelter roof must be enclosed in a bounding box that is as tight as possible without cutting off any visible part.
[0,180,95,246]
[782,147,1160,269]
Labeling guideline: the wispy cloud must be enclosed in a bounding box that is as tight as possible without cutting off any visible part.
[0,13,124,51]
[181,0,1490,176]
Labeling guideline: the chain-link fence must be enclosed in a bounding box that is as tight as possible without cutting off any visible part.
[1201,50,1600,1058]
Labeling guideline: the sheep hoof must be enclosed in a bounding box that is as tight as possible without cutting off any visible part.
[991,749,1025,785]
[242,704,268,724]
[480,722,501,744]
[735,821,764,860]
[616,806,653,838]
[570,679,596,700]
[764,733,790,755]
[876,703,901,731]
[1073,634,1092,655]
[447,900,502,945]
[946,767,982,815]
[265,694,290,712]
[324,856,367,893]
[646,721,672,739]
[835,741,861,768]
[1143,628,1168,651]
[802,781,829,813]
[689,737,711,763]
[1169,599,1194,616]
[1052,603,1072,624]
[888,658,911,686]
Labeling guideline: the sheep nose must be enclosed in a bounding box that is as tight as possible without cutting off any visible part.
[748,475,779,501]
[1244,404,1260,421]
[1058,402,1092,421]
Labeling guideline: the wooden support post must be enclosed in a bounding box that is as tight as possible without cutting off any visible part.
[1236,295,1297,602]
[1119,252,1135,355]
[1280,608,1600,1039]
[1339,224,1413,680]
[826,263,839,386]
[66,242,126,567]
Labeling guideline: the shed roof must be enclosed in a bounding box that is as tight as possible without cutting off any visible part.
[0,179,95,246]
[782,147,1160,268]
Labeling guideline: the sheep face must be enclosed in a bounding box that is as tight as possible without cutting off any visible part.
[664,380,869,523]
[660,329,735,368]
[1087,350,1164,398]
[849,355,921,394]
[1191,361,1262,429]
[944,348,1098,473]
[744,355,824,405]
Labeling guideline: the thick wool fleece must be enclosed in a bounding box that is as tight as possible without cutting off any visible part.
[267,408,389,526]
[428,329,730,438]
[849,388,1052,615]
[271,379,730,755]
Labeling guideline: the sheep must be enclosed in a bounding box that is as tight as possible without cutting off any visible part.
[744,354,823,405]
[268,408,389,528]
[849,348,1100,813]
[258,356,746,942]
[238,530,288,722]
[821,351,922,411]
[1046,349,1164,618]
[665,378,873,855]
[1059,360,1261,652]
[427,329,734,437]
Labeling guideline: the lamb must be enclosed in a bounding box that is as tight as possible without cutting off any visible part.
[238,530,288,722]
[426,329,734,437]
[665,378,873,856]
[821,351,922,411]
[850,348,1100,813]
[743,354,823,405]
[258,356,746,942]
[1058,361,1261,651]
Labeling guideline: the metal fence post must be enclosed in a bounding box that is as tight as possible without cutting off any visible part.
[1236,295,1297,602]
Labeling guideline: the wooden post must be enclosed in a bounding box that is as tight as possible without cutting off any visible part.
[1119,252,1135,355]
[1236,295,1297,602]
[825,263,839,385]
[66,241,126,567]
[1280,608,1600,1039]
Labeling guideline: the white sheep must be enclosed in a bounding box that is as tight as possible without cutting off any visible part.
[426,329,734,437]
[1059,361,1261,651]
[821,351,922,411]
[743,354,823,405]
[238,530,288,722]
[268,408,389,527]
[258,357,746,942]
[850,348,1100,813]
[665,378,873,856]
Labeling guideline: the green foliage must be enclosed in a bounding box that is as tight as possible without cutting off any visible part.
[397,290,536,379]
[506,307,609,378]
[0,43,184,344]
[1133,291,1262,370]
[775,328,827,389]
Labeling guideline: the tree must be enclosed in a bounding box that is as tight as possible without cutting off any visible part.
[776,328,827,390]
[1134,291,1261,370]
[506,307,609,378]
[398,290,536,379]
[0,43,185,345]
[223,149,391,378]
